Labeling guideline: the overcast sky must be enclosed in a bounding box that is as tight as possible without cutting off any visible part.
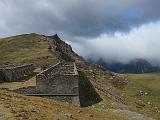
[0,0,160,64]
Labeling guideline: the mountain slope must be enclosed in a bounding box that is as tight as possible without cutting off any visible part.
[0,33,157,120]
[5,33,126,101]
[0,33,59,65]
[0,33,127,104]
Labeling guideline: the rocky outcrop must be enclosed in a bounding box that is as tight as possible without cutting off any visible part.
[48,34,83,62]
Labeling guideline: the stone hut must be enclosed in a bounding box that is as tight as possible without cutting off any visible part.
[0,64,34,82]
[36,62,80,106]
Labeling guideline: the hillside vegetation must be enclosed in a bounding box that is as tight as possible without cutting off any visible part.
[0,90,131,120]
[0,33,58,64]
[124,72,160,119]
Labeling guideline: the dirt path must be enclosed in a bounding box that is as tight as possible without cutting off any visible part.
[112,109,155,120]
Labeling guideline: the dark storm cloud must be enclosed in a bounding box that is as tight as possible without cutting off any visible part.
[0,0,160,37]
[1,0,160,65]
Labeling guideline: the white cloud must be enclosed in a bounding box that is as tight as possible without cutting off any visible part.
[69,21,160,65]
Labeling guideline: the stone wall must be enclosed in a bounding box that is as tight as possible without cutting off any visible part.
[37,74,79,94]
[0,64,34,82]
[36,62,80,105]
[0,70,4,81]
[41,95,79,105]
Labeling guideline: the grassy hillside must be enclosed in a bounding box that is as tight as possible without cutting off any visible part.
[0,33,58,64]
[124,72,160,119]
[0,73,156,120]
[0,90,130,120]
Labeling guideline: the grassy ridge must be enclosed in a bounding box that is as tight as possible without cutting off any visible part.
[0,33,58,64]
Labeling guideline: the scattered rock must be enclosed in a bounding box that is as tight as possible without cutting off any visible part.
[64,113,73,119]
[77,110,82,113]
[96,109,102,112]
[102,105,105,108]
[145,92,148,95]
[89,114,93,117]
[147,102,151,105]
[135,100,146,108]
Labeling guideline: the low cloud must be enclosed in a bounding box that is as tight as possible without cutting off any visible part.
[69,22,160,65]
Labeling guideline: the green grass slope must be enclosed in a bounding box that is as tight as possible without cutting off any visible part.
[0,33,58,64]
[124,72,160,119]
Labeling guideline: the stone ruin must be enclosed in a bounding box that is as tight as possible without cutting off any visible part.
[0,62,101,106]
[0,64,34,82]
[36,62,80,106]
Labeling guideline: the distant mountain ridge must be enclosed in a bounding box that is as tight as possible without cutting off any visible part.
[93,58,160,73]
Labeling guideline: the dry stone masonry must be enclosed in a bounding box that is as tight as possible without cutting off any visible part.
[0,64,34,82]
[36,62,80,106]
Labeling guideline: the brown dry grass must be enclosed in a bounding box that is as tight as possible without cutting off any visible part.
[0,90,129,120]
